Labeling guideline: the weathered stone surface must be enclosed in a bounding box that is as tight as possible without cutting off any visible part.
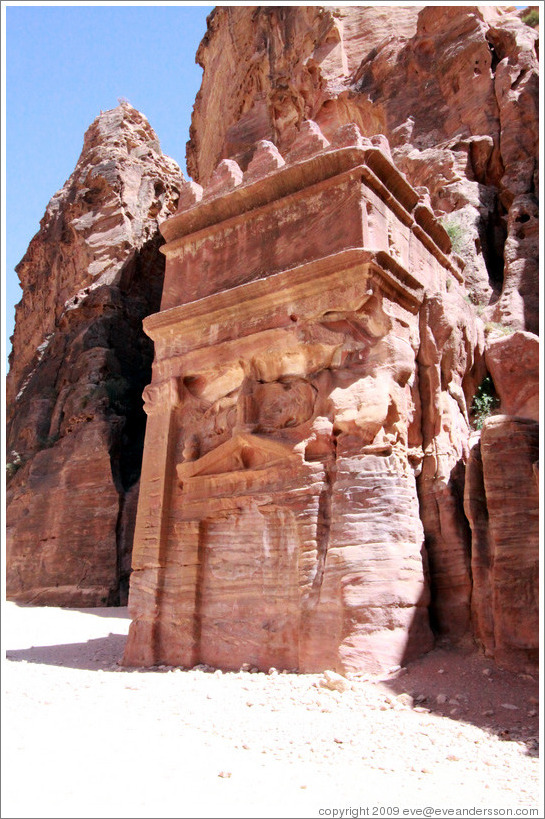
[6,103,183,605]
[6,422,120,605]
[180,2,539,673]
[122,125,474,674]
[464,417,539,672]
[187,7,421,183]
[485,331,539,421]
[487,194,539,333]
[7,8,539,678]
[416,292,485,638]
[187,5,538,332]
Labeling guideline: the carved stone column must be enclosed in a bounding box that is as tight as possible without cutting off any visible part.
[123,376,182,665]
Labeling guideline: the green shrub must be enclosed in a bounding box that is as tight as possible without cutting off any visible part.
[6,461,21,480]
[6,452,25,481]
[463,290,480,306]
[522,8,539,29]
[484,321,515,337]
[471,376,499,430]
[443,220,464,254]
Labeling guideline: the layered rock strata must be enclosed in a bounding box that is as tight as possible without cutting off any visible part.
[465,417,539,673]
[123,122,482,673]
[7,7,539,676]
[182,3,539,672]
[6,103,183,605]
[464,329,539,673]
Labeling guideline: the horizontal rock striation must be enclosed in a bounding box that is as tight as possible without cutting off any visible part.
[6,102,184,605]
[181,4,539,673]
[465,417,539,672]
[7,7,538,675]
[464,326,539,672]
[123,122,482,673]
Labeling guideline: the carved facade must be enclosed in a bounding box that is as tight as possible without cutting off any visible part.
[123,122,467,673]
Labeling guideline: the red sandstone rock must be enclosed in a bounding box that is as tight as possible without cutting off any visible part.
[244,140,285,182]
[416,292,486,639]
[486,194,539,333]
[485,331,539,421]
[464,418,539,672]
[123,124,468,673]
[182,4,539,671]
[6,421,120,605]
[7,9,539,678]
[187,6,538,332]
[6,103,183,605]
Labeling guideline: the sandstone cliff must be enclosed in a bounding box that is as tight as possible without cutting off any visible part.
[178,4,539,671]
[6,7,539,675]
[6,102,183,605]
[187,5,539,334]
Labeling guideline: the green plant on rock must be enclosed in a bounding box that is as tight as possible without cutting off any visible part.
[463,290,480,306]
[484,321,515,337]
[6,452,25,481]
[521,8,539,29]
[471,376,499,430]
[443,219,464,254]
[6,462,20,480]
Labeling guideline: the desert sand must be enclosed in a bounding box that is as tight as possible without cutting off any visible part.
[2,602,541,818]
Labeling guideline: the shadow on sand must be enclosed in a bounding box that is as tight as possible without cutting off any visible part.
[6,633,128,672]
[381,642,539,759]
[5,606,539,759]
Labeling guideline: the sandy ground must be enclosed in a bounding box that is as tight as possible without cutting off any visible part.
[1,602,542,819]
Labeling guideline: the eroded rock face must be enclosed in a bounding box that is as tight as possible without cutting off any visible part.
[485,330,539,421]
[8,9,538,676]
[187,5,538,333]
[416,292,485,639]
[465,418,539,672]
[6,103,183,605]
[180,3,539,673]
[122,123,478,674]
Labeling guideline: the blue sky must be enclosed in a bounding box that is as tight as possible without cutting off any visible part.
[3,3,214,366]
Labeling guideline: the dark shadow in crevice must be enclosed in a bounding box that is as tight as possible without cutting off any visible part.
[478,188,507,299]
[61,605,131,619]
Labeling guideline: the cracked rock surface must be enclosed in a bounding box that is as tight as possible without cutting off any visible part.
[6,103,184,606]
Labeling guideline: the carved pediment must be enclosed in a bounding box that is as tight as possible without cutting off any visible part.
[177,433,298,484]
